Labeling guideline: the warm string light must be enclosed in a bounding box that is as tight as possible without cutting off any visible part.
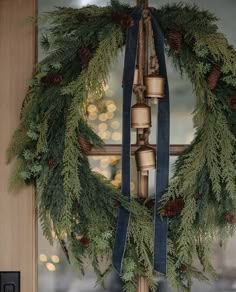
[88,96,121,141]
[51,255,60,263]
[88,78,136,191]
[39,254,60,272]
[46,263,56,272]
[39,254,47,263]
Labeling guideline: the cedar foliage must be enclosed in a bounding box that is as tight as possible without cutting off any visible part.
[7,2,236,291]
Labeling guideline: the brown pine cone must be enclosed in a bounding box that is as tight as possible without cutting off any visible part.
[113,200,121,209]
[161,198,184,217]
[53,74,63,84]
[180,264,187,273]
[135,197,146,204]
[194,192,202,200]
[78,135,92,155]
[135,198,154,210]
[207,65,221,90]
[41,73,63,86]
[80,236,90,247]
[79,47,92,66]
[149,7,157,12]
[145,199,155,210]
[111,13,134,28]
[48,159,57,169]
[168,30,182,54]
[228,95,236,110]
[225,213,236,224]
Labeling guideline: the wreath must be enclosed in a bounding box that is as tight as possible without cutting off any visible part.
[7,2,236,291]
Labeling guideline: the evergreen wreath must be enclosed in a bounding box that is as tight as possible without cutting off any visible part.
[7,2,236,291]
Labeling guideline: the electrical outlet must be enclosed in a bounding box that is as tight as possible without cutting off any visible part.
[0,272,20,292]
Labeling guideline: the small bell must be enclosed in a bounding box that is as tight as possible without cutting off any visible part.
[133,67,140,86]
[135,145,156,172]
[131,103,151,129]
[145,73,165,103]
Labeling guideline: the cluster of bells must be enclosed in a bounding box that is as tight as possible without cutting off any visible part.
[132,68,165,174]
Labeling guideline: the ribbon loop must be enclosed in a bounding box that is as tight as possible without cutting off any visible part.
[112,8,141,274]
[152,14,170,274]
[112,9,170,277]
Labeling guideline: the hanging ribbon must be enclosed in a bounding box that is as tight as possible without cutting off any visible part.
[152,14,170,274]
[112,8,141,274]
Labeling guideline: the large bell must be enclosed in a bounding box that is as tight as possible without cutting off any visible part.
[145,73,165,103]
[135,145,156,172]
[133,67,140,86]
[131,103,151,129]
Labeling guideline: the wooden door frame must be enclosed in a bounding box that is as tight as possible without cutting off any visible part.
[0,0,37,291]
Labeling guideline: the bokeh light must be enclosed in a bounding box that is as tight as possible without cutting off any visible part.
[46,263,56,272]
[111,120,120,129]
[112,132,121,141]
[107,103,117,113]
[87,104,97,113]
[99,113,108,122]
[100,158,109,168]
[106,112,114,120]
[103,84,109,91]
[39,254,47,263]
[98,123,108,131]
[89,112,98,120]
[51,255,60,264]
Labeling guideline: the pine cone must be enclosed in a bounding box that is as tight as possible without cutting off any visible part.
[228,95,236,110]
[194,192,202,200]
[113,200,121,209]
[78,135,92,155]
[180,264,187,273]
[207,65,221,90]
[79,47,92,66]
[41,73,63,86]
[48,159,57,169]
[80,236,90,247]
[225,213,236,224]
[168,30,182,54]
[145,199,155,210]
[161,198,184,217]
[111,13,134,28]
[76,12,88,22]
[149,7,157,12]
[135,197,155,210]
[135,197,146,205]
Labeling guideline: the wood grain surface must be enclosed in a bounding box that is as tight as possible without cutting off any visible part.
[0,0,37,291]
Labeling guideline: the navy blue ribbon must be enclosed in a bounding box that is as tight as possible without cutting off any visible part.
[112,9,170,276]
[152,14,170,274]
[112,8,141,274]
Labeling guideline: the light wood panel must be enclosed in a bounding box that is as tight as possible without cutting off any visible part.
[0,0,37,291]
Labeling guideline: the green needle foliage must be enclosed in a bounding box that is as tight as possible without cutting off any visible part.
[7,2,236,291]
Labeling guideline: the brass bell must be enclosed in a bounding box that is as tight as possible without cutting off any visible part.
[133,67,140,86]
[131,103,151,129]
[145,73,165,103]
[135,145,156,172]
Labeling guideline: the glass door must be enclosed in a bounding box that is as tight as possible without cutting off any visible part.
[37,1,236,291]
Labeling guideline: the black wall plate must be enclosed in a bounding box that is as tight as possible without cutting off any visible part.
[0,272,20,292]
